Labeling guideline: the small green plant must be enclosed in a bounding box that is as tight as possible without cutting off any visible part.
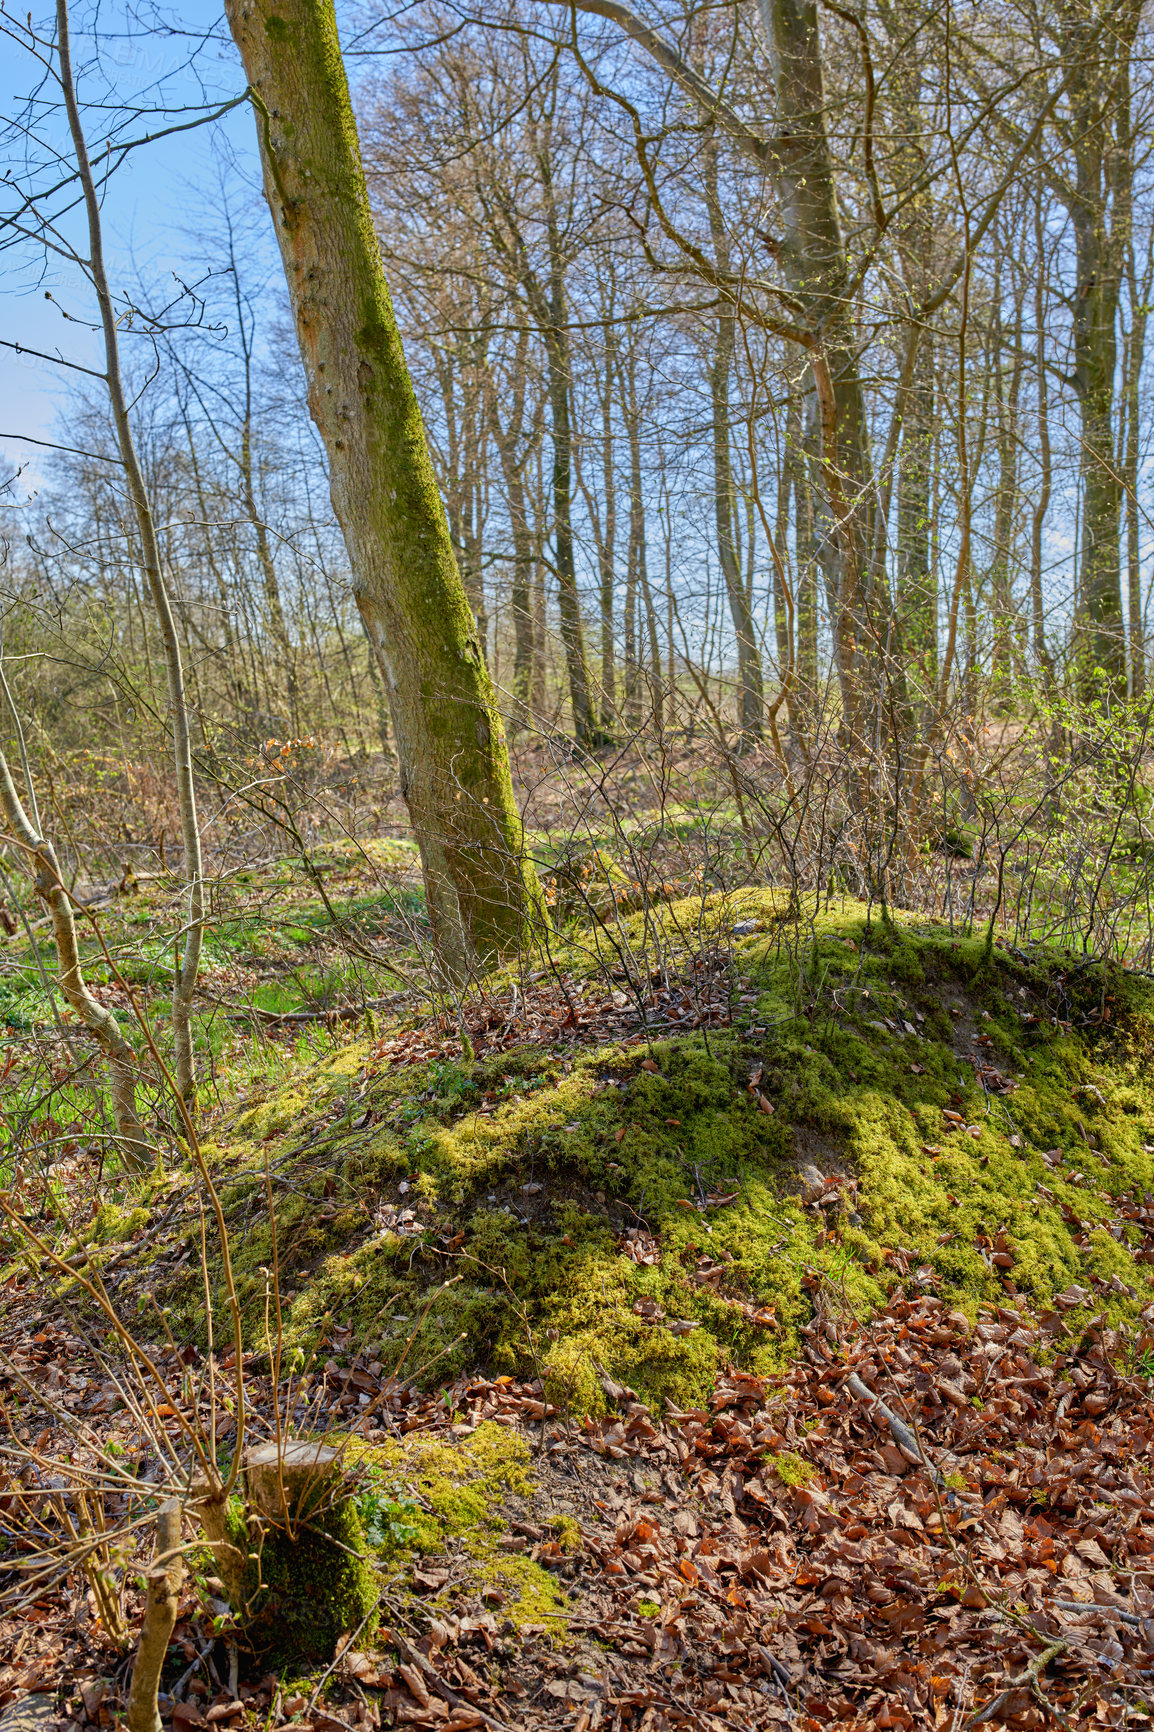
[637,1598,661,1617]
[1131,1346,1154,1381]
[429,1060,475,1103]
[358,1485,424,1551]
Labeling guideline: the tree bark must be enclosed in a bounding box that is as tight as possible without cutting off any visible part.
[989,281,1026,700]
[540,186,598,747]
[704,138,764,743]
[759,0,875,730]
[597,334,618,730]
[621,349,658,731]
[225,0,539,977]
[484,324,539,724]
[575,308,619,731]
[1122,233,1150,697]
[875,1,936,689]
[225,247,300,732]
[1030,189,1056,685]
[126,1501,184,1732]
[1057,0,1140,692]
[894,342,936,679]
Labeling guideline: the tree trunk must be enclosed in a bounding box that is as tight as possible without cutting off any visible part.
[483,328,537,722]
[1030,189,1056,685]
[573,0,875,732]
[225,0,538,976]
[876,1,936,690]
[704,138,764,743]
[786,395,818,737]
[126,1502,184,1732]
[759,0,875,732]
[895,344,936,681]
[584,314,619,731]
[508,469,536,717]
[1059,0,1140,692]
[621,352,652,731]
[542,296,597,746]
[623,524,639,731]
[244,446,299,733]
[598,351,618,729]
[535,110,600,748]
[1123,237,1149,697]
[989,286,1026,702]
[228,243,300,733]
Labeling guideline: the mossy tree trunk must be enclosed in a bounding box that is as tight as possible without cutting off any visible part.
[225,0,538,977]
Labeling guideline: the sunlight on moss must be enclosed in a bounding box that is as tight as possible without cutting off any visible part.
[770,1450,817,1487]
[104,894,1154,1411]
[343,1422,568,1632]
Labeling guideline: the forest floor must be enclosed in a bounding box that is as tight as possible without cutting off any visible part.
[5,883,1154,1730]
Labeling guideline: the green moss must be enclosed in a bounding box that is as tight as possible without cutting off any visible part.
[93,1203,150,1243]
[553,1515,582,1552]
[228,1490,378,1664]
[770,1450,817,1487]
[118,897,1154,1413]
[637,1598,662,1617]
[234,1090,308,1140]
[345,1422,567,1631]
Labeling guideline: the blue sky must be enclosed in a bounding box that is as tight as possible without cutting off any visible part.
[0,0,260,489]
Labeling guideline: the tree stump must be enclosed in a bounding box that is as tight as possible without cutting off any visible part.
[245,1440,340,1526]
[220,1440,378,1663]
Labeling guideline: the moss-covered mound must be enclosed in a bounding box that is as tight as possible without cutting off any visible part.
[68,898,1154,1412]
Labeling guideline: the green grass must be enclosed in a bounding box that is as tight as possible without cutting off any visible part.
[0,843,431,1186]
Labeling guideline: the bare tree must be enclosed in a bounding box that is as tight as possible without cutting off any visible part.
[55,0,206,1104]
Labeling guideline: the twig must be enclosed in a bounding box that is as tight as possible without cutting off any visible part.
[203,992,397,1027]
[844,1371,946,1485]
[1054,1597,1143,1628]
[964,1642,1066,1727]
[390,1628,521,1732]
[171,1638,214,1699]
[303,1605,378,1721]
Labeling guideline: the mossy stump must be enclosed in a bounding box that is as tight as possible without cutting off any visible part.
[210,1442,378,1664]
